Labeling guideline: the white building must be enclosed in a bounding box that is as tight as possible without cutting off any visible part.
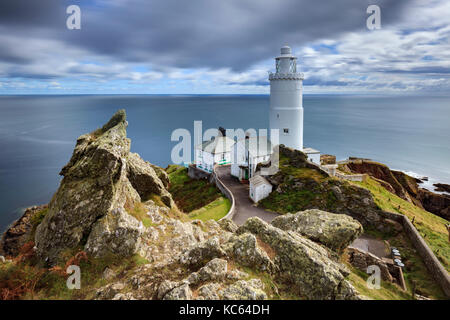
[268,45,321,165]
[249,175,273,203]
[303,147,320,164]
[195,136,235,173]
[231,136,272,181]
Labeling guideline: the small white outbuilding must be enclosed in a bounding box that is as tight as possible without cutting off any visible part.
[249,175,273,203]
[303,147,321,165]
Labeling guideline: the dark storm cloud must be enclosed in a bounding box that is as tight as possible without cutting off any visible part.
[0,0,411,78]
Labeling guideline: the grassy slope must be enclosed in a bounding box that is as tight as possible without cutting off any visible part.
[259,154,334,213]
[352,177,449,271]
[167,165,229,221]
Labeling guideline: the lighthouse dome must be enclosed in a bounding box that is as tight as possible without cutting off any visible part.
[280,45,292,55]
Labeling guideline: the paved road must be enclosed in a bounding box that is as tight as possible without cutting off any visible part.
[216,165,279,225]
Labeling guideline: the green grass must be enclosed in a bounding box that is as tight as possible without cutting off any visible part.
[188,197,231,222]
[167,165,225,213]
[347,266,412,300]
[352,176,449,271]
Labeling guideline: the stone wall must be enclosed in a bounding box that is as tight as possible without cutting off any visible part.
[379,210,450,297]
[212,166,235,221]
[187,164,211,180]
[335,171,365,182]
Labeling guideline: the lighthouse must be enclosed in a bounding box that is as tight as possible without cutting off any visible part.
[269,45,304,151]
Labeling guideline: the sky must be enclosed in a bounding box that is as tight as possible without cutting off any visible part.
[0,0,449,94]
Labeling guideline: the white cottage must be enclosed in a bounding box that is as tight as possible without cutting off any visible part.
[231,136,272,181]
[195,136,235,173]
[249,175,273,203]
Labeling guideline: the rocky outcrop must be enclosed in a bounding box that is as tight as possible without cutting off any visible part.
[343,159,450,220]
[235,217,360,300]
[0,205,47,257]
[34,110,173,264]
[417,189,450,220]
[271,209,363,252]
[434,183,450,194]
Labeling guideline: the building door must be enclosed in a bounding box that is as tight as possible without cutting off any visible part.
[244,169,249,180]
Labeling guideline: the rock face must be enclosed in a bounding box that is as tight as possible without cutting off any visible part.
[236,217,359,300]
[320,154,336,165]
[271,209,363,252]
[417,189,450,220]
[434,183,450,194]
[0,205,47,257]
[34,110,173,264]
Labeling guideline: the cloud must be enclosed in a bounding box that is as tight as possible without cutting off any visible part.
[0,0,449,93]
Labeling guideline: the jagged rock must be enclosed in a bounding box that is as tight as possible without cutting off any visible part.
[163,283,193,300]
[186,258,228,285]
[33,110,172,264]
[179,236,226,267]
[222,233,276,273]
[237,217,360,300]
[157,280,180,299]
[219,279,267,300]
[218,219,238,233]
[271,209,363,252]
[197,283,221,300]
[127,152,174,207]
[86,207,144,258]
[0,205,48,257]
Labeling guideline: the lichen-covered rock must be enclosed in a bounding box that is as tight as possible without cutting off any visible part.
[34,110,172,264]
[179,236,226,267]
[85,208,144,258]
[222,233,276,273]
[218,219,238,233]
[197,283,222,300]
[0,205,48,257]
[163,283,193,300]
[127,152,174,207]
[271,209,363,252]
[237,217,360,300]
[186,258,228,285]
[219,279,267,300]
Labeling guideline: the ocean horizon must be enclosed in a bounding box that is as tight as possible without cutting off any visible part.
[1,93,449,232]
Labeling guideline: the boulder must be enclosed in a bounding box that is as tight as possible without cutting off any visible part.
[237,217,360,300]
[163,283,193,300]
[219,279,267,300]
[271,209,363,252]
[85,207,144,258]
[186,258,228,285]
[222,233,276,273]
[218,219,238,233]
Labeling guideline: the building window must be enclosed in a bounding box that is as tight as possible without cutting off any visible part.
[283,128,289,135]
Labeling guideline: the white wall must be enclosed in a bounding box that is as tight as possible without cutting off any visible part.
[307,153,320,165]
[270,79,303,151]
[250,182,273,203]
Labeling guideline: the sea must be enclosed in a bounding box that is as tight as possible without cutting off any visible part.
[0,94,449,233]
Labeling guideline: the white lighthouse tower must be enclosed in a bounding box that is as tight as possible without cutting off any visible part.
[269,45,304,151]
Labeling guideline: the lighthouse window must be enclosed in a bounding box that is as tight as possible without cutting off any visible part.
[283,128,289,134]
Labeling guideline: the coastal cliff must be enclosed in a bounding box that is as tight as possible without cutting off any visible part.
[340,159,450,220]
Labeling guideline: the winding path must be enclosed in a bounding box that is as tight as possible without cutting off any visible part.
[215,165,279,225]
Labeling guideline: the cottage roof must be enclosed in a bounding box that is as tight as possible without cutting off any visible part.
[249,175,271,187]
[195,136,235,154]
[303,147,320,154]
